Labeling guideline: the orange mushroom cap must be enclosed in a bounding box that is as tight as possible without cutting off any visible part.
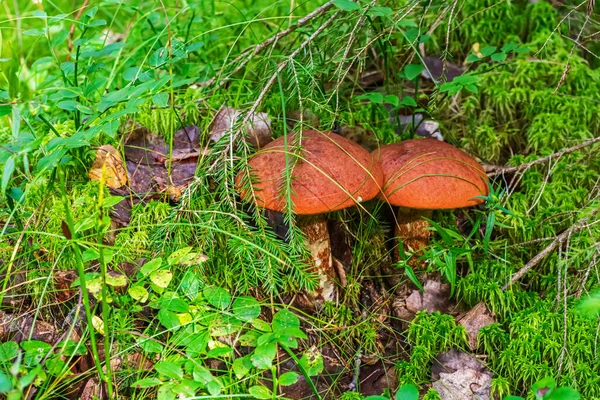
[236,130,384,215]
[373,139,489,209]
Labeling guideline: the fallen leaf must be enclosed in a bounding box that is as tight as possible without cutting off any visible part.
[210,107,272,148]
[0,312,58,343]
[457,302,495,350]
[92,315,105,335]
[88,145,128,189]
[55,270,78,302]
[80,378,104,400]
[432,349,493,400]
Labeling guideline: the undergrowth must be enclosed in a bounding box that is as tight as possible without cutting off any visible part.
[0,0,599,399]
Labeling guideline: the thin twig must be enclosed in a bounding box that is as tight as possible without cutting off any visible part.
[205,1,335,88]
[486,136,600,177]
[502,205,600,290]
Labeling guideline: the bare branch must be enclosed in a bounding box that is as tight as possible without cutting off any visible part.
[502,205,600,290]
[485,136,600,177]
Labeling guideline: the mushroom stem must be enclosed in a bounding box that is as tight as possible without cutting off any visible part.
[394,208,433,267]
[296,214,336,303]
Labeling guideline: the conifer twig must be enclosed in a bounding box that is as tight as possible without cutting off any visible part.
[205,1,335,88]
[502,205,600,290]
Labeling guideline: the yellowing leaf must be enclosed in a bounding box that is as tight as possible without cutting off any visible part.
[87,278,102,296]
[177,313,192,325]
[105,272,127,287]
[92,315,105,335]
[128,285,148,303]
[150,270,172,288]
[88,144,127,189]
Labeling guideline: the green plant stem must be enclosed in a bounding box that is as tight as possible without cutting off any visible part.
[73,27,88,130]
[271,365,278,399]
[281,345,322,400]
[96,177,115,397]
[59,169,107,386]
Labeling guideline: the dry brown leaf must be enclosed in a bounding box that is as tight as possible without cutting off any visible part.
[210,106,272,148]
[80,379,104,400]
[88,145,127,189]
[457,302,495,350]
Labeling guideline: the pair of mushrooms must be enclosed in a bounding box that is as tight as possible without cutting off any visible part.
[236,130,489,303]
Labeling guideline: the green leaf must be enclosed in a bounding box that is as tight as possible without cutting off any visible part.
[251,318,272,332]
[232,296,261,322]
[2,156,15,193]
[532,377,557,396]
[168,247,193,265]
[464,84,478,94]
[192,365,214,384]
[132,377,163,389]
[152,92,169,107]
[0,105,11,117]
[150,270,173,289]
[158,308,181,330]
[251,342,277,369]
[480,46,497,57]
[491,52,507,62]
[155,362,183,380]
[547,387,580,400]
[466,53,481,63]
[23,28,46,37]
[332,0,361,11]
[137,337,163,353]
[232,356,252,379]
[404,64,424,81]
[0,371,10,393]
[577,290,600,318]
[299,348,323,376]
[0,342,18,363]
[356,92,384,104]
[160,297,189,313]
[273,309,299,332]
[206,346,232,358]
[180,270,200,301]
[404,266,424,292]
[501,43,519,52]
[400,96,417,107]
[383,95,399,107]
[364,397,388,400]
[278,371,299,386]
[203,286,231,310]
[207,380,222,396]
[396,384,419,400]
[140,258,162,276]
[367,6,392,17]
[503,397,524,400]
[128,285,148,302]
[57,340,87,356]
[249,385,272,399]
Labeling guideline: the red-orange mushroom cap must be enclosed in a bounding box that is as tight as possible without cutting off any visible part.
[236,130,384,215]
[373,139,489,209]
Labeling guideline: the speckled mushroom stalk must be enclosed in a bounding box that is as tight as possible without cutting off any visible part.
[236,130,383,306]
[373,139,489,266]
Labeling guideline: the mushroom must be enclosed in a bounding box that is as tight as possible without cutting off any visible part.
[373,138,489,265]
[236,130,384,304]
